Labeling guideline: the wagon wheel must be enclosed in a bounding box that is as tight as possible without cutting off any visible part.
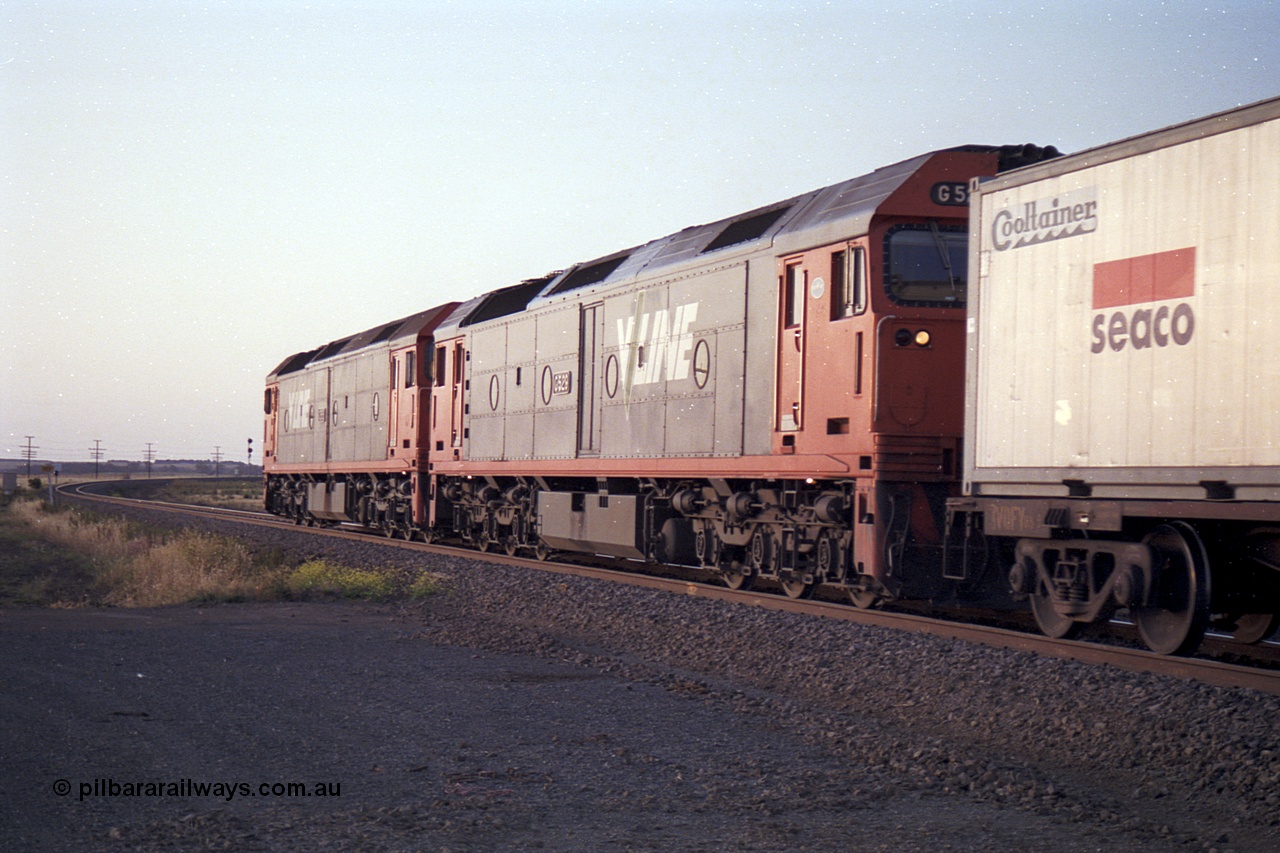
[1224,613,1279,645]
[1134,522,1211,655]
[1024,548,1083,640]
[1028,565,1084,640]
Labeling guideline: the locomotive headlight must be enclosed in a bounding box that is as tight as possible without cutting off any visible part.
[914,330,931,347]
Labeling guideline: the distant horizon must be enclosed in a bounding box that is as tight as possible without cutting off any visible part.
[0,457,258,466]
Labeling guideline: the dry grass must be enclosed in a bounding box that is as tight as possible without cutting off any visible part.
[3,499,443,607]
[8,499,285,606]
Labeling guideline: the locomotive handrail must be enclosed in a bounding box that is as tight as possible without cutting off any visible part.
[872,314,897,424]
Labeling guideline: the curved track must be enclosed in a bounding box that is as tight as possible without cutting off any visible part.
[61,480,1280,696]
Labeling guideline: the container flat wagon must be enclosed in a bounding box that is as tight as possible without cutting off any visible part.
[949,97,1280,653]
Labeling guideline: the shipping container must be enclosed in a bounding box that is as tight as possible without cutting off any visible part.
[952,97,1280,653]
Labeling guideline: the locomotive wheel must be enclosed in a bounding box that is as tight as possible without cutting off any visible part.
[476,530,492,553]
[504,534,519,557]
[780,573,816,599]
[1226,613,1280,645]
[749,528,776,575]
[848,588,881,609]
[534,539,552,562]
[814,531,839,582]
[1029,573,1084,640]
[696,526,722,570]
[721,561,754,591]
[1134,522,1211,655]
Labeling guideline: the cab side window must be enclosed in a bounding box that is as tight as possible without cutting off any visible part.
[831,246,866,320]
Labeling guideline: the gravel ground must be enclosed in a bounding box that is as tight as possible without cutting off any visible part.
[8,498,1278,851]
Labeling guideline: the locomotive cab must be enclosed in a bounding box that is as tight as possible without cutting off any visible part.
[762,147,1051,606]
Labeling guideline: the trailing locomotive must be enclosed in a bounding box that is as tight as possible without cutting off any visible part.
[264,96,1280,655]
[265,144,1049,606]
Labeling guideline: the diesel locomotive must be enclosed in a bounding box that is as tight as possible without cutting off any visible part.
[264,96,1280,655]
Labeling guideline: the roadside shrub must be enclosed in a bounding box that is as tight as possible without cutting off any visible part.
[286,559,442,601]
[287,559,394,599]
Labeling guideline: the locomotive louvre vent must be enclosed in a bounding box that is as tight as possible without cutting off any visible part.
[368,322,403,344]
[548,255,630,295]
[275,348,319,376]
[313,337,353,361]
[463,274,556,326]
[701,205,793,254]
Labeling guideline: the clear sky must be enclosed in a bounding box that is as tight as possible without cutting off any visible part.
[3,0,1277,464]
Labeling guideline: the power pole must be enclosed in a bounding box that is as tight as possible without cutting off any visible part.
[23,436,37,477]
[90,439,104,479]
[212,446,223,478]
[144,443,156,478]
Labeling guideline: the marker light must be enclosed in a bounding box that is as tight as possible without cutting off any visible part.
[914,330,931,347]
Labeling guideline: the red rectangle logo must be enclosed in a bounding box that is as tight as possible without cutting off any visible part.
[1092,248,1196,309]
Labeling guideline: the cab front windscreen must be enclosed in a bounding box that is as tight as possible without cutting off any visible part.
[884,223,967,307]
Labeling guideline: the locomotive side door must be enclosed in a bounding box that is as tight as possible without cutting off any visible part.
[388,355,401,455]
[577,303,601,455]
[386,347,419,460]
[323,367,333,462]
[429,337,467,459]
[263,385,278,467]
[450,341,466,450]
[775,258,808,435]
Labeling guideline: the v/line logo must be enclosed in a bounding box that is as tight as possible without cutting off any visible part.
[614,301,700,387]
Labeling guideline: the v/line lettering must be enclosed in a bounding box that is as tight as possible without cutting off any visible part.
[614,301,700,388]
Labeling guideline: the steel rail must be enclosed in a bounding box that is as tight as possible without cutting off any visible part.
[60,481,1280,696]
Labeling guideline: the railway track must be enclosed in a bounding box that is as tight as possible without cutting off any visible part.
[62,480,1280,696]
